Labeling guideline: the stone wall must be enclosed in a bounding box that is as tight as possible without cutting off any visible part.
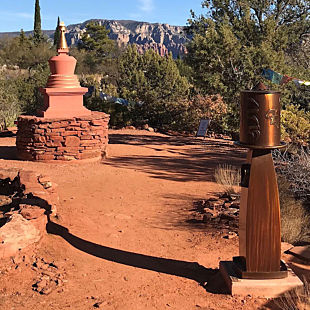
[16,111,109,161]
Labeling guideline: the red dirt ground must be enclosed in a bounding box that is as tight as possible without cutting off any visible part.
[0,129,297,310]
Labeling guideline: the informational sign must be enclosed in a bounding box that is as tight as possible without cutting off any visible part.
[196,119,210,137]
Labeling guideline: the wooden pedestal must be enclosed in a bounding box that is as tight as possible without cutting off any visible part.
[238,149,286,279]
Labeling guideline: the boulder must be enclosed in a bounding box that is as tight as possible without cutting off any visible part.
[0,214,41,259]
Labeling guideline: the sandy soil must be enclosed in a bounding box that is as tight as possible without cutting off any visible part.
[0,129,287,310]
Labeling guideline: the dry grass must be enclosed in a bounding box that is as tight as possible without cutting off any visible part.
[278,177,310,244]
[274,279,310,310]
[214,164,241,195]
[273,147,310,201]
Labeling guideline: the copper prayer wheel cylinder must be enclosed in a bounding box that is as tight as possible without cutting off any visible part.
[239,83,282,149]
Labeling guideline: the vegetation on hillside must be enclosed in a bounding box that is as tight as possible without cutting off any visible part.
[0,0,309,142]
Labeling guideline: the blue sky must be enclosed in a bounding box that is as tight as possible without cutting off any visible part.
[0,0,205,32]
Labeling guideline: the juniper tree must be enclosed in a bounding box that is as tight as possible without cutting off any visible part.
[185,0,310,132]
[33,0,43,44]
[78,22,116,72]
[53,17,61,47]
[118,45,189,105]
[117,45,190,127]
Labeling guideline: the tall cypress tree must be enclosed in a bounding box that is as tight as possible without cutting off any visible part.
[53,16,61,46]
[33,0,42,44]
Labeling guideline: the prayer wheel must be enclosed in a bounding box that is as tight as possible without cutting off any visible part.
[239,83,282,148]
[234,83,287,279]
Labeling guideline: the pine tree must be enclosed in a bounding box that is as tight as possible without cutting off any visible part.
[78,22,115,58]
[33,0,43,44]
[53,16,61,47]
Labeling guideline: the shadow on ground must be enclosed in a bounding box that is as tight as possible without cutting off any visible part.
[0,146,18,160]
[47,219,228,294]
[109,133,231,147]
[107,135,245,182]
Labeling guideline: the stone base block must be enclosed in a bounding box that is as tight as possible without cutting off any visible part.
[16,111,109,161]
[219,261,303,298]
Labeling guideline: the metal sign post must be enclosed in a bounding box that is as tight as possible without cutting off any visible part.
[196,119,210,138]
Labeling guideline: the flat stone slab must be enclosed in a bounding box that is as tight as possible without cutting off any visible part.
[287,246,310,262]
[220,260,303,298]
[0,214,41,259]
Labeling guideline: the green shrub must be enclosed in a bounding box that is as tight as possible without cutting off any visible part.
[142,94,227,133]
[0,78,20,130]
[281,104,310,145]
[84,96,137,127]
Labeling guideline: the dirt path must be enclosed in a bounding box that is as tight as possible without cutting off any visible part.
[0,130,272,310]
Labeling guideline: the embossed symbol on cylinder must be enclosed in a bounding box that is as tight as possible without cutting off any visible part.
[266,109,280,128]
[248,97,261,142]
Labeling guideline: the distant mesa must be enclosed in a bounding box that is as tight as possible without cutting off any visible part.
[0,19,190,58]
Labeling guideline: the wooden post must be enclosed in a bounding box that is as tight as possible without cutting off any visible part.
[246,150,281,273]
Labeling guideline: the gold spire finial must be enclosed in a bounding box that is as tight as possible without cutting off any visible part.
[57,21,68,51]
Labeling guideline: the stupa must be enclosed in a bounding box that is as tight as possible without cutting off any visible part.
[16,22,109,161]
[38,22,91,118]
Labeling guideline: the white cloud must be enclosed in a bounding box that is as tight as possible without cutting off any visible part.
[138,0,154,13]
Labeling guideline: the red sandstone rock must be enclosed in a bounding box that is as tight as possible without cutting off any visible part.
[48,122,69,129]
[33,135,46,142]
[91,120,104,126]
[79,150,102,159]
[51,136,64,142]
[68,121,80,126]
[46,141,62,147]
[0,214,41,259]
[20,205,45,220]
[36,154,55,161]
[64,136,80,146]
[62,131,79,136]
[51,128,66,133]
[19,171,40,185]
[0,168,19,181]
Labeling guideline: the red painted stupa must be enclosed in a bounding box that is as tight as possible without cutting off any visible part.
[38,22,91,118]
[16,22,109,161]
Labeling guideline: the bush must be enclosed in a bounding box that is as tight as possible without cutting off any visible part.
[14,63,50,114]
[281,104,310,145]
[85,96,137,127]
[0,78,20,130]
[142,94,227,133]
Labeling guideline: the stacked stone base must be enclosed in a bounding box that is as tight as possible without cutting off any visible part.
[16,112,109,161]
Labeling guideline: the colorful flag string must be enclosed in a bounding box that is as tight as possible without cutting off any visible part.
[262,68,310,87]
